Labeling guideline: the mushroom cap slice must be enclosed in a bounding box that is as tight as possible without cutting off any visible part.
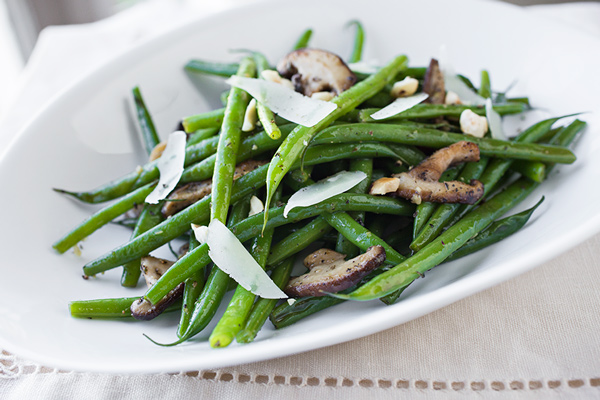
[370,141,484,205]
[285,246,386,297]
[423,58,446,105]
[277,49,357,97]
[130,256,183,321]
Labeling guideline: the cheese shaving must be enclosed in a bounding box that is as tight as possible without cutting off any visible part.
[206,219,287,299]
[485,98,507,140]
[370,93,429,120]
[283,171,367,218]
[145,131,186,204]
[226,76,337,127]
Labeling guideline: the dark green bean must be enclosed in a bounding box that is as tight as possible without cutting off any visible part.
[236,257,295,343]
[354,103,525,122]
[347,20,365,63]
[445,197,544,262]
[185,60,240,77]
[132,86,161,155]
[177,236,205,337]
[311,123,576,164]
[267,216,332,266]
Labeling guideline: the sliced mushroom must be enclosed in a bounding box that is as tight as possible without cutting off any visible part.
[130,256,184,321]
[423,58,445,105]
[370,141,484,204]
[161,159,267,216]
[276,49,357,97]
[284,246,386,297]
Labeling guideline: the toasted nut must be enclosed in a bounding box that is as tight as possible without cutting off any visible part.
[445,91,462,105]
[390,77,419,98]
[310,91,335,102]
[149,141,167,161]
[242,98,258,132]
[460,109,488,138]
[261,70,295,90]
[370,177,400,195]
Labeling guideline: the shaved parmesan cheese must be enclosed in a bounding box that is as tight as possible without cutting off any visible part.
[369,93,429,120]
[283,171,367,218]
[226,76,337,127]
[249,195,264,217]
[206,219,287,299]
[191,223,208,244]
[485,98,506,140]
[145,131,186,204]
[348,61,381,74]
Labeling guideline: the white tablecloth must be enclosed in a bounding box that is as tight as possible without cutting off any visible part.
[1,1,600,398]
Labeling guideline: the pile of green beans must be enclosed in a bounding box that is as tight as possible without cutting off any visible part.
[56,23,585,349]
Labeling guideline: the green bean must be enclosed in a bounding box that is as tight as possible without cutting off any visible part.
[185,59,240,77]
[334,158,372,258]
[311,123,576,164]
[355,103,525,122]
[347,20,365,63]
[292,28,313,50]
[211,57,256,224]
[323,212,405,265]
[334,176,538,301]
[477,70,491,99]
[132,86,161,155]
[177,236,205,337]
[182,108,226,133]
[162,200,251,346]
[209,189,280,348]
[252,52,282,140]
[236,257,295,343]
[54,134,221,204]
[270,295,344,329]
[144,193,413,306]
[267,216,332,265]
[120,202,164,287]
[53,183,155,254]
[510,160,546,182]
[445,197,544,262]
[264,55,409,227]
[186,127,220,146]
[69,296,180,319]
[81,143,413,276]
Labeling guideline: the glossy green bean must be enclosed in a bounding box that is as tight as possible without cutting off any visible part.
[177,236,205,337]
[53,183,155,254]
[355,103,525,122]
[185,59,240,77]
[292,28,313,50]
[132,86,161,155]
[347,20,364,63]
[236,257,295,343]
[311,123,576,164]
[252,51,282,140]
[267,216,332,265]
[445,197,544,262]
[69,296,180,319]
[182,108,226,133]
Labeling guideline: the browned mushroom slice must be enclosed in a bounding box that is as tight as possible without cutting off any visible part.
[276,49,357,97]
[423,58,446,105]
[130,256,184,321]
[285,246,386,297]
[370,141,484,205]
[162,159,267,216]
